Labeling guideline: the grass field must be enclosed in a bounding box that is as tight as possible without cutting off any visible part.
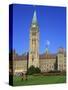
[13,75,66,86]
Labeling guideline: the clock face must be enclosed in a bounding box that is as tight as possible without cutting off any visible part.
[32,24,36,27]
[32,32,36,36]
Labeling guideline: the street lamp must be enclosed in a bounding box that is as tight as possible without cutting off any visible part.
[21,52,29,80]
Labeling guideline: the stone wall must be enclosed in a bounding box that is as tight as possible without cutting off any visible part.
[39,58,56,72]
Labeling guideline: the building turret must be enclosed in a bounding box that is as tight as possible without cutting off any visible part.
[57,47,65,71]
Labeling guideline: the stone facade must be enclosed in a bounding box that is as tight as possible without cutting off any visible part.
[13,59,27,75]
[39,49,66,72]
[57,48,66,71]
[39,53,56,72]
[10,51,27,75]
[10,48,66,75]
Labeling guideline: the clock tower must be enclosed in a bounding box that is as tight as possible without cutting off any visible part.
[29,10,39,68]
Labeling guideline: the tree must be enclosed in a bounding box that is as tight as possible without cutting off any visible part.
[27,65,41,75]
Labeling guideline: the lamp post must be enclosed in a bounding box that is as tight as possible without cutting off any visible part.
[27,52,29,74]
[21,52,29,80]
[24,52,29,80]
[25,52,29,80]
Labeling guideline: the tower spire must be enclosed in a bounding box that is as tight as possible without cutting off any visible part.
[45,40,50,54]
[32,10,37,24]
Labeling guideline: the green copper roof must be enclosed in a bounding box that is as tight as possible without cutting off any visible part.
[32,10,37,24]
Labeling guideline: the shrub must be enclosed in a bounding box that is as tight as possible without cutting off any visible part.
[27,65,41,75]
[35,67,41,73]
[27,65,36,75]
[48,70,61,73]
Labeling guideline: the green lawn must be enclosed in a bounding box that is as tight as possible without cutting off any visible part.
[13,75,66,86]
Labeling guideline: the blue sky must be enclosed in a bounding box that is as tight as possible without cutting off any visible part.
[11,4,66,55]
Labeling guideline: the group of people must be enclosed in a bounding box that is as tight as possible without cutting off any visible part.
[21,72,28,80]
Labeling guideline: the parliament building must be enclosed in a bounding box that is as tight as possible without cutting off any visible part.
[10,10,66,75]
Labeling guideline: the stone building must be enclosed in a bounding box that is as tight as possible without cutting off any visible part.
[13,51,27,75]
[10,48,66,75]
[39,48,66,72]
[9,10,66,75]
